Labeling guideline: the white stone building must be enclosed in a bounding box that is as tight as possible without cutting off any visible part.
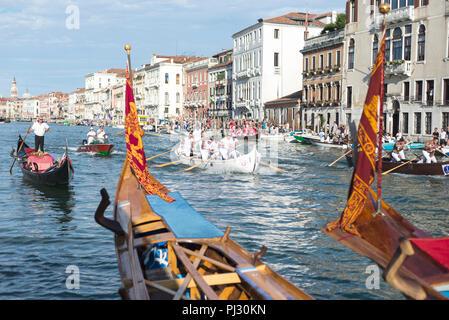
[232,12,335,120]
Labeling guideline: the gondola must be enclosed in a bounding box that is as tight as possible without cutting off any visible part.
[14,135,74,185]
[94,48,313,300]
[323,9,449,300]
[76,141,114,156]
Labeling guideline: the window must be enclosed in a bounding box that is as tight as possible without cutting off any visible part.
[426,80,434,106]
[443,112,449,129]
[425,112,432,135]
[176,92,180,103]
[348,39,355,70]
[274,52,279,67]
[416,81,423,102]
[373,35,379,65]
[347,86,353,108]
[350,0,357,23]
[336,50,341,67]
[392,27,403,60]
[404,35,411,61]
[165,92,169,106]
[327,52,332,68]
[444,79,449,105]
[165,73,169,84]
[319,55,324,69]
[274,29,280,39]
[176,74,180,85]
[305,58,309,72]
[415,112,422,134]
[312,56,316,70]
[403,113,409,134]
[418,25,426,61]
[404,82,410,102]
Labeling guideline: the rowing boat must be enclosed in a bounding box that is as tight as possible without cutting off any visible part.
[309,138,348,149]
[381,158,449,176]
[95,50,312,300]
[323,21,449,300]
[15,135,74,186]
[171,147,261,174]
[76,142,114,156]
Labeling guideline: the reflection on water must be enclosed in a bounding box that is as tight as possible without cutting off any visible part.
[21,181,75,216]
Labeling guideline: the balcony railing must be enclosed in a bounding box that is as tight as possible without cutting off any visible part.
[375,6,414,26]
[385,60,412,77]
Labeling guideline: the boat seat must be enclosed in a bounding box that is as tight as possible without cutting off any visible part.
[145,192,224,240]
[27,154,54,172]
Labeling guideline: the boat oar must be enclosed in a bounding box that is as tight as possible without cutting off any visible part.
[260,161,286,172]
[328,148,354,167]
[177,153,220,173]
[382,158,417,176]
[146,150,172,161]
[9,124,32,174]
[150,156,195,168]
[436,148,449,160]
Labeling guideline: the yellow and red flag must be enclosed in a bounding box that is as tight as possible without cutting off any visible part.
[125,71,174,203]
[327,33,386,236]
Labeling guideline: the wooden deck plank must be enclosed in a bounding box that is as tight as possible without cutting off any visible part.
[172,244,220,300]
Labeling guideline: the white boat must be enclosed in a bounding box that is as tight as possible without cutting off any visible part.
[260,134,286,141]
[171,147,261,174]
[310,138,348,149]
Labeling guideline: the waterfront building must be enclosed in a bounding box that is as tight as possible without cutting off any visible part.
[0,98,8,118]
[111,83,126,125]
[343,0,449,140]
[184,57,217,121]
[265,90,302,130]
[232,12,335,120]
[84,69,126,121]
[10,77,18,99]
[144,55,200,122]
[68,88,86,123]
[301,29,345,132]
[22,98,39,121]
[208,49,233,126]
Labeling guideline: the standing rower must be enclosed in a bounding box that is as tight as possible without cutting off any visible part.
[27,117,50,152]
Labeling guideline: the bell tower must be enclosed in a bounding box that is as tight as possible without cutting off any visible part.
[10,77,18,99]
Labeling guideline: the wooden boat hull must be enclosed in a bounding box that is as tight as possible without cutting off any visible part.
[381,159,449,176]
[309,138,347,149]
[95,161,313,300]
[172,148,261,174]
[76,144,114,156]
[323,188,449,300]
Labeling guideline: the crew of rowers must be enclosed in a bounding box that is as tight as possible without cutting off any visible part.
[178,131,239,161]
[389,135,446,164]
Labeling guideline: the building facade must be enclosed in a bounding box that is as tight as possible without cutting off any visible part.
[184,57,217,120]
[343,0,449,139]
[301,29,345,132]
[208,49,233,124]
[232,12,334,121]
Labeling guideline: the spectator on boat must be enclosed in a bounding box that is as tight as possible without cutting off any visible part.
[97,126,107,143]
[87,127,97,145]
[28,117,50,152]
[432,128,440,142]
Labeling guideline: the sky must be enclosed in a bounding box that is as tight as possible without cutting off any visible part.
[0,0,344,98]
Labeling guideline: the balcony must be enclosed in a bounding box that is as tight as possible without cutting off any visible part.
[385,60,412,77]
[375,6,414,26]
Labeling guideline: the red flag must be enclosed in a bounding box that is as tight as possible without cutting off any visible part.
[326,32,386,236]
[125,72,174,202]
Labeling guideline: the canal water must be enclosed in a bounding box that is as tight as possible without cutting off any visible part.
[1,122,448,300]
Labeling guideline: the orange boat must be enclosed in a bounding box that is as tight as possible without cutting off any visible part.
[323,4,449,300]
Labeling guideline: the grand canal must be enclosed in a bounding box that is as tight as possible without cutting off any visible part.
[1,122,448,300]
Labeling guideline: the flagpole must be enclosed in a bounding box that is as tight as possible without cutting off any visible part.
[377,2,390,214]
[125,44,133,88]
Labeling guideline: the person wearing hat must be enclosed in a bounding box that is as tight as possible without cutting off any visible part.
[87,127,97,145]
[27,117,50,152]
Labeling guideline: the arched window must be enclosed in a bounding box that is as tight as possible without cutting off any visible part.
[392,27,403,60]
[348,39,355,70]
[372,35,379,65]
[418,25,426,61]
